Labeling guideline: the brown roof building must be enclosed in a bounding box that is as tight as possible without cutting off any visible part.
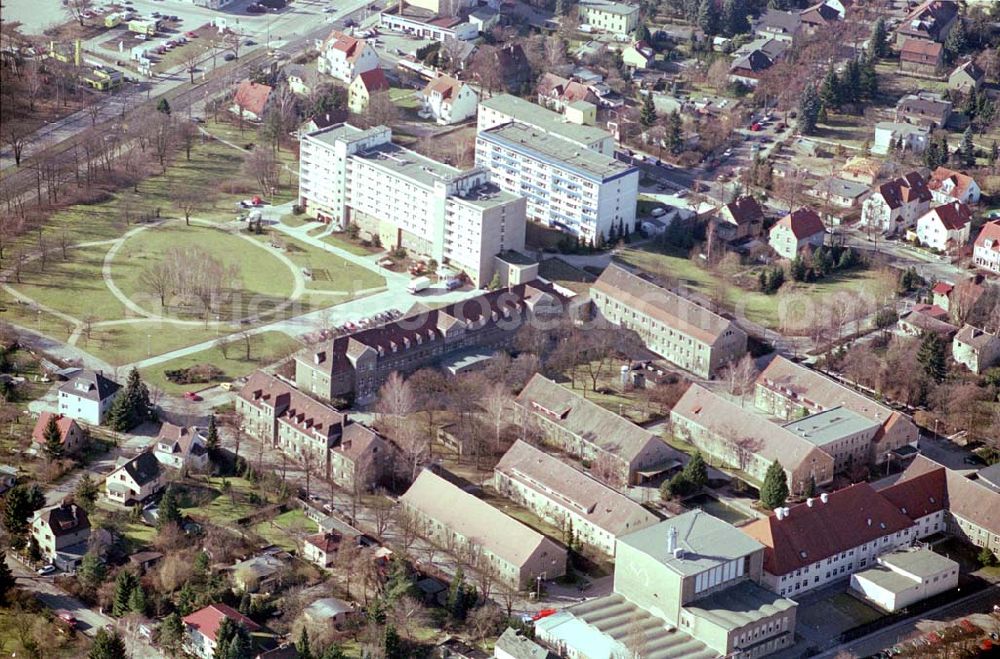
[32,413,86,455]
[401,469,567,589]
[493,440,662,556]
[754,356,919,465]
[895,0,959,44]
[516,373,686,486]
[590,263,748,378]
[899,39,944,75]
[295,282,566,403]
[716,196,765,242]
[231,80,273,121]
[741,483,917,597]
[670,383,836,495]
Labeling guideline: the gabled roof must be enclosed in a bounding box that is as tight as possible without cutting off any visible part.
[233,80,273,117]
[800,2,840,25]
[892,455,1000,538]
[423,74,465,104]
[951,60,985,82]
[900,38,943,62]
[875,171,931,209]
[928,166,977,199]
[238,371,345,440]
[671,383,835,474]
[516,373,680,466]
[974,220,1000,250]
[32,413,79,446]
[741,483,914,575]
[954,324,1000,350]
[323,30,364,60]
[931,281,954,295]
[495,441,661,537]
[756,356,899,424]
[774,207,825,239]
[115,451,162,487]
[183,603,261,642]
[35,502,90,537]
[897,0,958,40]
[721,196,765,226]
[334,422,387,462]
[593,262,738,345]
[304,532,342,554]
[401,469,565,569]
[755,8,801,34]
[537,73,598,105]
[878,464,947,521]
[731,49,774,74]
[58,370,120,402]
[921,201,972,231]
[354,68,388,94]
[156,423,205,456]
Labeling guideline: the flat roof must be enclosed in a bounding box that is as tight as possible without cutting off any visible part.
[354,141,460,188]
[480,94,611,146]
[880,548,957,578]
[854,565,920,593]
[684,581,797,632]
[782,406,881,447]
[618,511,763,577]
[479,122,636,181]
[452,181,521,210]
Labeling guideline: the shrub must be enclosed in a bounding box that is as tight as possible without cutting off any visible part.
[164,364,225,385]
[291,204,304,215]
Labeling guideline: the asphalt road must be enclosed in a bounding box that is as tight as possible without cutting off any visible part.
[7,554,168,658]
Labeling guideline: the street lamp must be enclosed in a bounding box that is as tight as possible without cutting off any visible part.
[147,333,151,357]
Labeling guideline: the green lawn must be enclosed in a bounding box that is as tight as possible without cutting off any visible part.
[180,476,262,524]
[112,222,297,320]
[0,290,76,341]
[389,87,420,110]
[140,330,302,393]
[321,231,381,257]
[255,232,386,296]
[10,245,126,322]
[123,521,157,549]
[252,508,312,551]
[619,248,886,332]
[0,608,92,657]
[84,322,229,367]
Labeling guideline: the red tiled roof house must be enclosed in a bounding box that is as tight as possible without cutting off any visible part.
[973,220,1000,274]
[230,80,273,123]
[183,603,262,659]
[768,207,826,259]
[32,412,87,455]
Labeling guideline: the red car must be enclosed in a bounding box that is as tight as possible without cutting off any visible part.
[56,610,78,630]
[184,391,203,402]
[186,31,198,38]
[750,122,762,131]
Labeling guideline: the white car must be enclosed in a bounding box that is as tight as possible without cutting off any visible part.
[651,207,667,217]
[37,565,57,576]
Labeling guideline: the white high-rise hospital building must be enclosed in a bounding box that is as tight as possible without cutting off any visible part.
[298,124,527,287]
[475,122,639,242]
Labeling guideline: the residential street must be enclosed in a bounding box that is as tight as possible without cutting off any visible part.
[6,555,167,658]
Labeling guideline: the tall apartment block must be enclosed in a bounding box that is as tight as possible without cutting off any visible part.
[475,122,639,242]
[298,123,526,287]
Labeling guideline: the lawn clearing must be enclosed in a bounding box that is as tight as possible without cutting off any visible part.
[389,87,420,110]
[10,245,126,323]
[112,222,297,321]
[321,231,382,257]
[252,508,312,551]
[141,330,302,393]
[619,247,886,332]
[258,232,386,296]
[83,321,228,367]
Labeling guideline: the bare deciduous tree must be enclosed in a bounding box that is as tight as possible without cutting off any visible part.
[721,354,759,406]
[64,0,93,26]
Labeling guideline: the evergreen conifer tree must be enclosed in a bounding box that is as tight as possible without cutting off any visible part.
[761,460,789,510]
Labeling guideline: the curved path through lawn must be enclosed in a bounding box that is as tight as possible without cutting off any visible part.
[102,218,307,324]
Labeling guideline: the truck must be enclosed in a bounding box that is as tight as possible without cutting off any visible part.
[128,18,158,36]
[407,276,431,294]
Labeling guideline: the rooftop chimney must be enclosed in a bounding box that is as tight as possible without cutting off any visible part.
[782,507,790,518]
[775,508,785,520]
[666,525,678,553]
[806,498,814,507]
[820,492,829,503]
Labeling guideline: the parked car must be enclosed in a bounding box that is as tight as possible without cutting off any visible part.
[650,207,667,217]
[37,565,57,576]
[56,611,78,630]
[223,53,236,61]
[184,391,203,402]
